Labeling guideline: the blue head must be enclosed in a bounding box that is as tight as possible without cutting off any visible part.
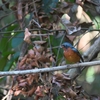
[62,42,73,49]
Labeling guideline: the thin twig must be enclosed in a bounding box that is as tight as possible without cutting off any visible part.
[31,19,41,28]
[2,33,53,38]
[33,0,43,41]
[0,61,100,76]
[0,20,17,31]
[0,29,65,34]
[1,28,100,34]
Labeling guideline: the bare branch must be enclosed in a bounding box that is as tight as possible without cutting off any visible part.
[0,61,100,76]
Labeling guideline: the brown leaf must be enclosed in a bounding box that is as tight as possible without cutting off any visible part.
[27,49,35,58]
[68,88,77,98]
[16,76,24,82]
[49,56,56,63]
[26,74,39,85]
[30,60,39,68]
[19,64,26,70]
[19,81,28,87]
[34,45,45,54]
[38,55,50,63]
[33,47,41,57]
[26,75,34,85]
[33,41,47,45]
[24,28,31,44]
[26,58,32,64]
[54,73,63,80]
[22,86,37,96]
[18,55,27,69]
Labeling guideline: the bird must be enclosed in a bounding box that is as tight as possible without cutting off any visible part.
[62,42,84,63]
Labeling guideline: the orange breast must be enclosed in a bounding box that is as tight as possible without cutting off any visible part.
[63,48,80,63]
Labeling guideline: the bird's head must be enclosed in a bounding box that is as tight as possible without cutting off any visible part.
[62,42,73,49]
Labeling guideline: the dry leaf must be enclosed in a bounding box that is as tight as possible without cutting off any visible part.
[24,28,31,44]
[27,49,35,58]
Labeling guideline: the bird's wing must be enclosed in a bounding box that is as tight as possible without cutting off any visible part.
[72,47,84,62]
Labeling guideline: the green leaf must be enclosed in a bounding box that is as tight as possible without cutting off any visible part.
[0,57,8,71]
[5,24,18,31]
[13,52,20,59]
[50,35,63,63]
[4,55,18,71]
[11,32,24,49]
[0,24,18,52]
[2,50,15,57]
[0,24,18,71]
[0,36,11,52]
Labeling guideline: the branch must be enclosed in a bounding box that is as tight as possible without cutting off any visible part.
[0,28,100,34]
[0,61,100,76]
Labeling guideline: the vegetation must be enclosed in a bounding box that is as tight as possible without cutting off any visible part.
[0,0,100,100]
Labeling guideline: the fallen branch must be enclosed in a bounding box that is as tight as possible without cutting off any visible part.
[0,61,100,76]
